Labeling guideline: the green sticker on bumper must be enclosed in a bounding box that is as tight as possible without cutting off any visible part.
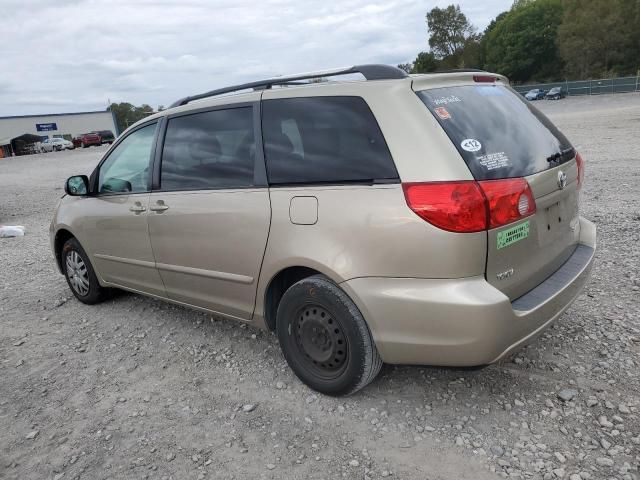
[497,220,530,249]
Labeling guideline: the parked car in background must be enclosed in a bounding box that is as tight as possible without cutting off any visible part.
[72,137,83,148]
[92,130,115,144]
[545,87,566,100]
[51,65,596,396]
[79,132,102,148]
[41,137,74,152]
[525,88,546,100]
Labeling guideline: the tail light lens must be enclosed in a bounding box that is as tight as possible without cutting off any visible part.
[478,178,536,229]
[575,152,585,189]
[403,178,536,233]
[402,181,487,233]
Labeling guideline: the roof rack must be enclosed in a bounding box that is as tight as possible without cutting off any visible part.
[430,68,487,74]
[169,64,408,108]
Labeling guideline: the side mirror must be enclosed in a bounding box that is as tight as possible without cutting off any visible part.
[65,175,89,196]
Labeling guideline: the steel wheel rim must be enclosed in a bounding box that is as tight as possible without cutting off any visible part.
[292,304,349,380]
[65,250,90,296]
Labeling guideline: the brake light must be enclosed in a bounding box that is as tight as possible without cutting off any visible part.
[575,152,585,189]
[402,178,536,233]
[473,75,497,83]
[402,182,487,233]
[478,178,536,229]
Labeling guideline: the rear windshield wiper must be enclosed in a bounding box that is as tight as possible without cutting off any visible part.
[546,147,575,164]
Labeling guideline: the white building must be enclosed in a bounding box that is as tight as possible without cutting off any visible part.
[0,110,118,143]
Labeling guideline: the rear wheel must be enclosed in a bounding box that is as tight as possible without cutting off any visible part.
[276,275,382,396]
[61,238,111,304]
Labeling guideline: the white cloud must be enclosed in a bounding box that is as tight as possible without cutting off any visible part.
[1,0,510,115]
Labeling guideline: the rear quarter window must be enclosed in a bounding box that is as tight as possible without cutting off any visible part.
[262,96,398,185]
[417,85,573,180]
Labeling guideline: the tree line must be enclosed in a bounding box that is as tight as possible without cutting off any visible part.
[400,0,640,83]
[107,102,164,133]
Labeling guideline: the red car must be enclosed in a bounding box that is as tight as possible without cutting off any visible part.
[79,133,101,148]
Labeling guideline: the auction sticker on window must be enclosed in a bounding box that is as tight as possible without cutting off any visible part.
[460,138,482,152]
[433,95,461,105]
[434,107,451,119]
[477,151,511,171]
[497,220,529,249]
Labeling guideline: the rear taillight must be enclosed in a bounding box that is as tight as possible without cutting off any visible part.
[402,181,487,233]
[575,152,585,189]
[403,178,536,233]
[478,178,536,229]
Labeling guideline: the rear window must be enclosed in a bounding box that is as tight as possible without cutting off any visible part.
[262,96,398,185]
[417,85,573,180]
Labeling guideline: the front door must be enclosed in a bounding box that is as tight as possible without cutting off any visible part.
[147,101,271,319]
[82,121,165,296]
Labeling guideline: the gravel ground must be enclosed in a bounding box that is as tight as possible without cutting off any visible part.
[1,93,639,480]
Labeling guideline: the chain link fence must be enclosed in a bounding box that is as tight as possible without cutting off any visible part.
[513,75,640,97]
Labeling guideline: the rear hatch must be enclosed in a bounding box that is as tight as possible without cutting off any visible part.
[416,82,581,300]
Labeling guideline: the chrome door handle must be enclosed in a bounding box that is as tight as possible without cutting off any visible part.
[150,201,169,212]
[129,203,146,213]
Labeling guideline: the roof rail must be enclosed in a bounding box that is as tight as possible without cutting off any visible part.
[431,68,487,74]
[169,64,408,108]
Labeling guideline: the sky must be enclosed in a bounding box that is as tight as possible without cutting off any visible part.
[0,0,510,116]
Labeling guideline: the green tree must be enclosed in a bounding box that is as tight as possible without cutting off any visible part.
[412,51,439,73]
[479,11,508,67]
[558,0,636,78]
[108,103,154,133]
[618,0,640,75]
[426,5,475,59]
[484,0,564,82]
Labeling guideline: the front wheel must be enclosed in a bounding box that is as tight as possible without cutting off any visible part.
[276,275,382,396]
[61,238,111,304]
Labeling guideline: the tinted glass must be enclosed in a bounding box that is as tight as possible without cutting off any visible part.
[262,96,398,184]
[161,107,255,190]
[418,85,573,180]
[98,123,157,193]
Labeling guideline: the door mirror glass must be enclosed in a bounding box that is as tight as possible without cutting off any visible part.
[65,175,89,196]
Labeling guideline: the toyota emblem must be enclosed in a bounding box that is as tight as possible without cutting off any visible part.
[557,170,567,189]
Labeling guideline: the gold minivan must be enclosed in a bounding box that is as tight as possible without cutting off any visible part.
[51,65,596,395]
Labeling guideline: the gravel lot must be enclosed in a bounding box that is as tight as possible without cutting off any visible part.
[1,93,639,480]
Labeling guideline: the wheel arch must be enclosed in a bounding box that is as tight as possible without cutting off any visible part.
[54,228,76,273]
[258,262,352,331]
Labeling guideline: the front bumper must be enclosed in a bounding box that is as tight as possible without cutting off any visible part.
[341,217,596,366]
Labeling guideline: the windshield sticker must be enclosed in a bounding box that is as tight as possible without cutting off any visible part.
[460,138,482,152]
[477,152,510,170]
[434,107,451,120]
[497,220,530,249]
[433,95,461,105]
[475,85,504,96]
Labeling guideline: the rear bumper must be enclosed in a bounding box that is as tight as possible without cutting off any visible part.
[341,217,596,366]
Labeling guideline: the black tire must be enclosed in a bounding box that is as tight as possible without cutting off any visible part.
[61,237,111,304]
[276,274,382,396]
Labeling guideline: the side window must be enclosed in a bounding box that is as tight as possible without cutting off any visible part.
[98,123,157,194]
[160,107,255,191]
[262,96,398,184]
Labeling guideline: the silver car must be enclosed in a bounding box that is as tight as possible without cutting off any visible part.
[41,137,74,152]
